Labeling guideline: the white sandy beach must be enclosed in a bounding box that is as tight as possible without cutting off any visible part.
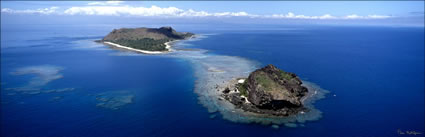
[103,41,173,54]
[102,35,196,55]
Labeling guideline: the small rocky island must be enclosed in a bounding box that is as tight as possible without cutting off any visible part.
[97,26,194,53]
[222,64,309,116]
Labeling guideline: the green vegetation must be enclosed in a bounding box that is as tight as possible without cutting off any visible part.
[237,82,248,97]
[111,38,171,51]
[254,72,279,91]
[279,70,294,80]
[103,27,194,52]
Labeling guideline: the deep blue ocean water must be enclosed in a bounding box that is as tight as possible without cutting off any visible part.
[1,24,424,137]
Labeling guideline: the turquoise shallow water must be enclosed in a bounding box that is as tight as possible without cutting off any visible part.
[1,24,424,137]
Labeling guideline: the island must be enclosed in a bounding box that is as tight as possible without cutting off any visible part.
[97,27,314,118]
[97,26,194,54]
[221,64,308,116]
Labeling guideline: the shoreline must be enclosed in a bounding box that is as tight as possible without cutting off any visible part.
[101,35,196,55]
[102,41,171,54]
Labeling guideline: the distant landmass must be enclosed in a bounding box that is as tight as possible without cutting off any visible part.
[98,27,194,52]
[222,64,308,116]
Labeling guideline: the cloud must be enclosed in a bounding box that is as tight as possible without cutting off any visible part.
[63,5,254,17]
[64,5,185,16]
[1,7,58,15]
[1,5,392,20]
[267,12,336,19]
[266,12,392,20]
[344,14,391,19]
[87,1,124,6]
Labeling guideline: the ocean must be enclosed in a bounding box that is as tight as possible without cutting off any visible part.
[1,23,424,137]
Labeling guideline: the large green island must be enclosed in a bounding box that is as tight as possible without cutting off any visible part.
[97,26,194,53]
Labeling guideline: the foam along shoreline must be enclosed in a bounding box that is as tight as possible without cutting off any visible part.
[103,41,174,54]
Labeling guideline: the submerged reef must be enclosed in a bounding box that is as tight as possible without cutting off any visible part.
[3,65,136,110]
[4,65,76,96]
[95,90,134,110]
[10,65,64,88]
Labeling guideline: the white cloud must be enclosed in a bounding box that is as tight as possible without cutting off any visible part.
[267,12,392,20]
[344,14,391,19]
[1,5,392,20]
[1,7,58,15]
[267,12,336,19]
[64,6,183,16]
[213,11,251,17]
[87,1,124,6]
[63,5,255,17]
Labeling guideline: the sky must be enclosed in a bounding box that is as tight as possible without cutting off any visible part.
[1,1,424,27]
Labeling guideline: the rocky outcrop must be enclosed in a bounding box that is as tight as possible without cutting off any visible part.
[246,64,307,109]
[222,64,308,116]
